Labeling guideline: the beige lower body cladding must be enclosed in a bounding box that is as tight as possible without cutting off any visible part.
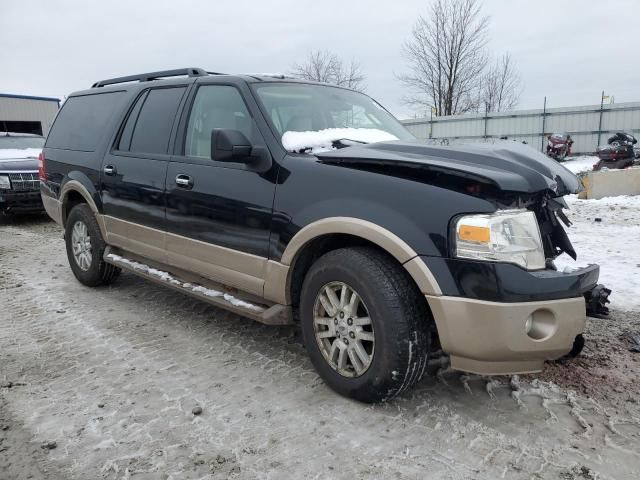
[426,295,586,375]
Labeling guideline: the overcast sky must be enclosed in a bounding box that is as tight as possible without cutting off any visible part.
[2,0,639,119]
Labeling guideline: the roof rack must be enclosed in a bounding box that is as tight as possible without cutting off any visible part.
[91,67,214,88]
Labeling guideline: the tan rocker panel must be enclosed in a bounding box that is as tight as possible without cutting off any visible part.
[100,215,443,304]
[102,216,267,298]
[55,191,442,306]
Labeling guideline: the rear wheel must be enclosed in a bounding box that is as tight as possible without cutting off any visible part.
[65,203,120,287]
[300,247,432,403]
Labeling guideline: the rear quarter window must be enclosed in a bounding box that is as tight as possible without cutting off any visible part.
[46,91,126,151]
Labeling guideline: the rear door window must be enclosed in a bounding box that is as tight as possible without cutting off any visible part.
[120,87,186,155]
[46,91,126,151]
[117,91,148,151]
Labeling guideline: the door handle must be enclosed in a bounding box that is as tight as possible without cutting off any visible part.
[103,165,117,176]
[175,174,193,188]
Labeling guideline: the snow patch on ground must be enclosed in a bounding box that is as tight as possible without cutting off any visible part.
[554,194,640,311]
[105,253,263,311]
[0,148,41,160]
[282,128,397,153]
[561,156,598,175]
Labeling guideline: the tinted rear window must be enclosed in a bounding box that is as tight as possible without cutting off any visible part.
[46,91,126,151]
[125,87,186,155]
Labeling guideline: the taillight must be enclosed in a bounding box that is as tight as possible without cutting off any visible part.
[38,152,46,180]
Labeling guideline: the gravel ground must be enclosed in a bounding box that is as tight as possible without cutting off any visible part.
[1,214,639,480]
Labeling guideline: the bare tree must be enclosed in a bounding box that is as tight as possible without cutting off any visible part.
[291,50,366,92]
[398,0,489,116]
[479,53,521,113]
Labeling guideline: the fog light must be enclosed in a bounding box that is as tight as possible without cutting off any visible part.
[525,309,557,341]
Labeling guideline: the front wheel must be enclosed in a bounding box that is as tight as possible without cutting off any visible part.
[300,247,432,403]
[65,203,120,287]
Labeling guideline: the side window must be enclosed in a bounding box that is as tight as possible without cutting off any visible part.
[119,87,186,155]
[46,91,126,151]
[117,91,147,151]
[184,85,253,159]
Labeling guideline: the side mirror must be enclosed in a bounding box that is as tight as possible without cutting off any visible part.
[211,129,252,162]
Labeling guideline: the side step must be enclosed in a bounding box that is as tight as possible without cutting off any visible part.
[103,249,292,325]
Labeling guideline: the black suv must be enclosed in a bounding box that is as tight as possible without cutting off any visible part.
[0,132,45,214]
[41,68,600,402]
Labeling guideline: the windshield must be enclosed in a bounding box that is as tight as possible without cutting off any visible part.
[0,136,45,149]
[252,83,413,152]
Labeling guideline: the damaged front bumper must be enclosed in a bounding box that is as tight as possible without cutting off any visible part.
[422,257,602,375]
[422,257,599,302]
[426,295,586,375]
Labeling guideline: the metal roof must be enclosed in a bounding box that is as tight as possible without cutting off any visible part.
[0,131,44,138]
[0,93,61,103]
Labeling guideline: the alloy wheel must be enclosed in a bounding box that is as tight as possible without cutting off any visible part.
[71,220,92,271]
[312,281,375,377]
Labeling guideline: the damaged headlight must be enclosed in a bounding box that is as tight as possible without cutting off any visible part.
[0,175,11,190]
[454,210,545,270]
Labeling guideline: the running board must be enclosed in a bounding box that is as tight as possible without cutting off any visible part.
[103,248,292,325]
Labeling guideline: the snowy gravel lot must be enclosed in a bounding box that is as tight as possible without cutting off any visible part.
[1,209,639,480]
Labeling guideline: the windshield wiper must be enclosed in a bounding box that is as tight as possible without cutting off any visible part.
[331,138,368,149]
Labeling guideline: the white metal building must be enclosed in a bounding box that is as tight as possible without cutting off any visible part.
[0,93,60,136]
[401,101,640,154]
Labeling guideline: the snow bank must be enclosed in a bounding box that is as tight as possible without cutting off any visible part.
[282,128,398,154]
[554,194,640,311]
[0,148,41,161]
[561,156,598,175]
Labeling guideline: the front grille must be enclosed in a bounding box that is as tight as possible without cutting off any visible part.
[7,172,39,191]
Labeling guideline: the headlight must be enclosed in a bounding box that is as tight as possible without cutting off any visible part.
[0,175,11,190]
[454,210,545,270]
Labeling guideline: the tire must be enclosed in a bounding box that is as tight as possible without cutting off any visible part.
[65,203,120,287]
[299,247,432,403]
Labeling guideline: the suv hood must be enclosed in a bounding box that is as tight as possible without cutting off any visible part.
[316,140,582,196]
[0,148,40,171]
[0,158,38,171]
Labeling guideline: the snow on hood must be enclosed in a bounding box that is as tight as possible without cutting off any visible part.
[0,148,42,161]
[282,128,398,154]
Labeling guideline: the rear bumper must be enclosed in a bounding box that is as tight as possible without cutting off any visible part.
[426,295,586,375]
[41,193,63,225]
[0,191,44,214]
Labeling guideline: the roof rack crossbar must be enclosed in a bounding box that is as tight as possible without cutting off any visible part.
[91,67,210,88]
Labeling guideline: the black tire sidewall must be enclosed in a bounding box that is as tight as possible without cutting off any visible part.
[300,249,427,402]
[65,204,105,286]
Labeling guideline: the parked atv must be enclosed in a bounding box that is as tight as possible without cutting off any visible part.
[594,132,637,171]
[546,133,573,161]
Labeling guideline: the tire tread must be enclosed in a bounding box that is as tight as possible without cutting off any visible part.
[300,246,432,402]
[65,203,120,287]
